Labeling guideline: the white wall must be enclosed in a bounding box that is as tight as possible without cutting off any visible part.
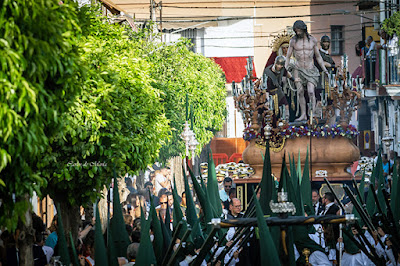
[164,19,253,139]
[202,19,254,58]
[225,84,245,138]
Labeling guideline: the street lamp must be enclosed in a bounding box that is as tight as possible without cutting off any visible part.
[180,121,198,169]
[189,134,199,166]
[382,127,394,154]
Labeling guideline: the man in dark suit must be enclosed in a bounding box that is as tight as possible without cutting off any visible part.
[312,189,324,215]
[322,192,340,215]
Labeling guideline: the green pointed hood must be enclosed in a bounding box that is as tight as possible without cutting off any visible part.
[293,225,325,261]
[164,202,172,238]
[172,175,184,227]
[183,166,204,241]
[290,154,300,193]
[343,228,360,254]
[69,232,80,266]
[375,152,386,215]
[259,142,277,215]
[207,150,223,217]
[110,175,131,257]
[136,207,157,265]
[366,163,377,217]
[390,163,400,224]
[160,209,172,253]
[297,151,302,183]
[107,228,118,266]
[300,148,313,215]
[95,203,109,266]
[359,171,366,203]
[352,172,365,227]
[188,165,214,233]
[254,191,280,265]
[149,193,164,265]
[56,204,71,266]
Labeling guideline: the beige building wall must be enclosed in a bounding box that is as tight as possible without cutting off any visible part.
[252,1,311,76]
[310,0,374,74]
[104,0,377,75]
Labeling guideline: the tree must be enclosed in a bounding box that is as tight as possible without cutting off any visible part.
[0,0,84,263]
[135,37,227,162]
[382,11,400,38]
[38,9,170,236]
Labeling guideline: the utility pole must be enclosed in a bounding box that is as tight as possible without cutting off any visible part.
[159,1,163,42]
[379,0,386,84]
[150,0,157,40]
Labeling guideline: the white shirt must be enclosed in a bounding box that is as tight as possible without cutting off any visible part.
[155,173,167,195]
[314,201,321,215]
[320,48,329,55]
[219,189,229,202]
[341,252,364,266]
[86,256,95,265]
[366,41,376,57]
[323,202,334,215]
[309,251,331,266]
[388,34,399,56]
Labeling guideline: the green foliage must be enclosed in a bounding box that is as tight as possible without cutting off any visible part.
[382,12,400,39]
[138,38,227,162]
[39,9,170,207]
[0,0,83,230]
[1,2,226,229]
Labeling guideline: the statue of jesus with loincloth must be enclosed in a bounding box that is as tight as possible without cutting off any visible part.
[285,20,328,121]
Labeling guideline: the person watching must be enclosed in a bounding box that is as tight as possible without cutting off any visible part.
[219,177,233,202]
[227,198,243,219]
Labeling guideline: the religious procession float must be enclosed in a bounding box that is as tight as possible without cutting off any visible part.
[233,31,362,193]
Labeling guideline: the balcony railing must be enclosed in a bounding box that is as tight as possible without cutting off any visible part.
[362,35,400,88]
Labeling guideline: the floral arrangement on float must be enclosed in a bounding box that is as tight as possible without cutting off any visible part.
[243,126,261,141]
[280,124,359,139]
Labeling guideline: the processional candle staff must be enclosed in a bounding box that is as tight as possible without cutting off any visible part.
[347,74,352,89]
[189,134,199,166]
[262,74,268,90]
[269,95,274,111]
[181,121,194,171]
[282,106,286,121]
[250,81,255,96]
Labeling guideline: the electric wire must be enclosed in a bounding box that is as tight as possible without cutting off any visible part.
[144,8,390,23]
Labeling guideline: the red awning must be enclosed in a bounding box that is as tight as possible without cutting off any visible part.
[212,57,256,83]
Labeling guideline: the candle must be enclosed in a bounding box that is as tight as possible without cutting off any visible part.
[262,73,268,90]
[330,74,335,89]
[282,106,286,120]
[320,93,325,106]
[269,96,273,110]
[324,89,328,103]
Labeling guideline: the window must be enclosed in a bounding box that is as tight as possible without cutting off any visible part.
[331,26,344,56]
[180,28,197,52]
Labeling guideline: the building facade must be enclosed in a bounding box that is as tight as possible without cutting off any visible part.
[100,0,400,157]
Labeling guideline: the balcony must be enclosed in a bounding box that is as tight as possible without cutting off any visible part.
[362,35,400,97]
[356,0,379,11]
